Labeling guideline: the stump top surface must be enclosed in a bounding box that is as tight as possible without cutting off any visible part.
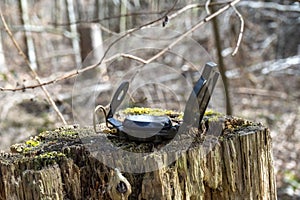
[1,114,264,166]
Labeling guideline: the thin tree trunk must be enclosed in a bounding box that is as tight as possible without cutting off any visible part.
[20,0,38,70]
[119,0,127,33]
[0,30,6,73]
[211,2,232,115]
[78,24,103,63]
[66,0,82,68]
[53,0,65,28]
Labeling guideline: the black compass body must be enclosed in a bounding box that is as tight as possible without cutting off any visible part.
[99,62,219,143]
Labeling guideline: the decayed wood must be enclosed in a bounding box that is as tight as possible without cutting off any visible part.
[0,115,277,200]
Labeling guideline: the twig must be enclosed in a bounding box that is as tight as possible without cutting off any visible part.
[205,0,212,14]
[231,6,244,56]
[0,11,67,125]
[51,1,233,26]
[144,0,241,64]
[98,23,119,35]
[0,53,146,92]
[1,0,240,92]
[0,0,178,91]
[144,1,234,29]
[126,0,240,85]
[120,53,147,64]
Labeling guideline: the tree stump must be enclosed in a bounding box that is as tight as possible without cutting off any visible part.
[0,114,277,200]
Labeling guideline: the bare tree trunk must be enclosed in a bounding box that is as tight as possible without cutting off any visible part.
[53,0,65,28]
[119,0,127,33]
[19,0,38,70]
[211,2,232,115]
[0,115,277,200]
[78,24,103,63]
[66,0,82,68]
[0,30,6,73]
[77,23,107,79]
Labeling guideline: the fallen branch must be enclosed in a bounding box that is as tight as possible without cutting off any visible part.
[225,55,300,78]
[235,87,288,99]
[238,1,300,12]
[2,25,75,38]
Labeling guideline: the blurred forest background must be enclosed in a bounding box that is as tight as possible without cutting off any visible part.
[0,0,299,198]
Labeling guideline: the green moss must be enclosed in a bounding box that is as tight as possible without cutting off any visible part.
[59,129,78,137]
[25,139,40,147]
[36,151,66,159]
[11,127,78,155]
[122,107,224,121]
[203,110,223,123]
[38,130,50,138]
[204,109,221,116]
[11,135,42,154]
[204,109,219,116]
[23,147,33,153]
[30,151,66,170]
[37,127,79,141]
[122,107,183,120]
[207,115,221,122]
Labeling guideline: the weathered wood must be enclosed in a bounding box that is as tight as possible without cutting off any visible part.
[0,115,277,200]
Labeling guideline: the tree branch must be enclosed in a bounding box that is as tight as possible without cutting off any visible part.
[50,1,234,26]
[144,0,241,64]
[1,0,241,93]
[231,6,244,56]
[0,11,67,125]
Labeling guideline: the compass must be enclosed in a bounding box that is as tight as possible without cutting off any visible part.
[94,62,219,143]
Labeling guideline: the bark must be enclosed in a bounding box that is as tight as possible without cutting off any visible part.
[211,1,232,115]
[0,115,277,200]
